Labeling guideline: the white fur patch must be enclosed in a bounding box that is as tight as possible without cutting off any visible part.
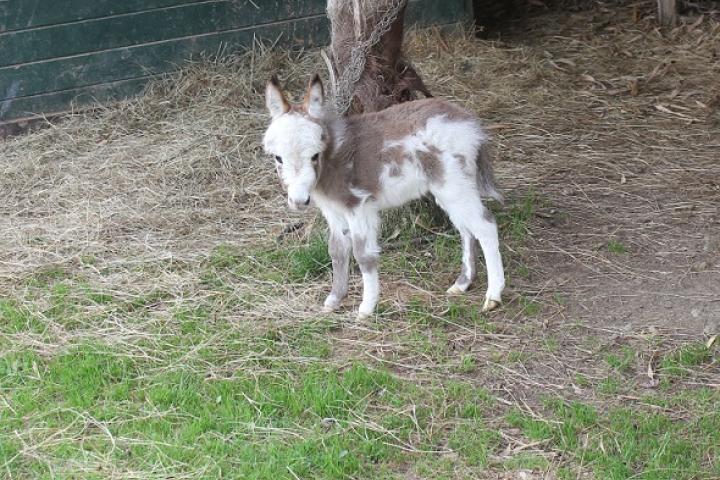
[376,115,488,209]
[263,113,325,204]
[349,187,373,205]
[263,114,324,157]
[377,160,428,208]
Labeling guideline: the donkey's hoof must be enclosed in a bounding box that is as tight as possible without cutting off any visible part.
[322,295,342,313]
[356,311,371,321]
[481,298,501,313]
[446,285,465,296]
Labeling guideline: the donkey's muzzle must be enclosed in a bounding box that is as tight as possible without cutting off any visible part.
[288,196,311,211]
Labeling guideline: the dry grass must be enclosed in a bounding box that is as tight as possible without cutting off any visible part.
[1,1,720,478]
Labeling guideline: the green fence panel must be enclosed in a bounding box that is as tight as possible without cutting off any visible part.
[0,0,470,123]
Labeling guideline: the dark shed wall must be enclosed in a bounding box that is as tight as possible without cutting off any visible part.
[0,0,470,123]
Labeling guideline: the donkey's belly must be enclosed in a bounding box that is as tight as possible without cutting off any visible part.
[375,162,430,209]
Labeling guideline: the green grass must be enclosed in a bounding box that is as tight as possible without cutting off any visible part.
[519,295,541,316]
[496,191,537,242]
[543,336,560,353]
[606,240,627,254]
[606,346,635,373]
[660,343,713,378]
[0,299,45,334]
[0,255,509,479]
[449,422,501,467]
[598,376,622,395]
[502,453,550,471]
[0,341,416,479]
[3,218,718,479]
[506,394,720,480]
[207,236,331,283]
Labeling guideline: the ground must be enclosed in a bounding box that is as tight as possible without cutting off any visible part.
[1,1,719,479]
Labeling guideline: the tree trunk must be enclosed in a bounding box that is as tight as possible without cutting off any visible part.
[326,0,432,115]
[326,0,448,231]
[657,0,678,27]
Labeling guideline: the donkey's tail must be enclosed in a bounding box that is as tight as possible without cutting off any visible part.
[477,142,504,204]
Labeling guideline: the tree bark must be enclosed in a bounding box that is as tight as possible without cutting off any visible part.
[327,0,432,115]
[326,0,449,230]
[657,0,678,27]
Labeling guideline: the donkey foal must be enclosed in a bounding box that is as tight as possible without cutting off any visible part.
[263,75,505,320]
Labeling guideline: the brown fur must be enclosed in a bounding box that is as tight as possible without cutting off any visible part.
[286,81,487,209]
[352,236,378,272]
[417,144,444,184]
[310,98,476,207]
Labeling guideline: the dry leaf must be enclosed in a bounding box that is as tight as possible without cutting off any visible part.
[629,80,639,96]
[655,104,694,120]
[485,123,513,131]
[387,228,401,241]
[689,15,705,31]
[655,104,676,114]
[548,60,567,71]
[647,350,658,381]
[647,62,669,82]
[707,335,718,349]
[555,58,576,67]
[670,103,691,111]
[580,74,606,89]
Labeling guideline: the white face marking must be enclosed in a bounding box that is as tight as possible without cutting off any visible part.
[263,113,325,210]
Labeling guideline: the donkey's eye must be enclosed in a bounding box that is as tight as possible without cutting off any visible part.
[311,153,320,163]
[274,155,283,164]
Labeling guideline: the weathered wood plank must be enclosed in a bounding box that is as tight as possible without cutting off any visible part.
[0,0,469,121]
[0,1,465,102]
[0,0,327,66]
[0,15,330,120]
[0,0,328,33]
[407,0,470,26]
[0,13,329,102]
[0,77,152,122]
[0,0,202,33]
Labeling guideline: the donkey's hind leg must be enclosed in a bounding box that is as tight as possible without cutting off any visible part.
[434,191,505,312]
[470,206,505,312]
[447,229,477,295]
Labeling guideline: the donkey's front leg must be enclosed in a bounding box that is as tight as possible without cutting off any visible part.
[323,227,351,312]
[349,212,381,320]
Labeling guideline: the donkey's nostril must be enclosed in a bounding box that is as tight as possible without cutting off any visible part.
[304,197,311,206]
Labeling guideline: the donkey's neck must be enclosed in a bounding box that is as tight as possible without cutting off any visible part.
[325,114,350,155]
[311,112,364,208]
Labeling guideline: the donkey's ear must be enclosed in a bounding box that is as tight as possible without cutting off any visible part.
[304,74,324,117]
[266,75,290,118]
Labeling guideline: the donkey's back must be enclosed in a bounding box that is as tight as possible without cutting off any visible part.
[341,98,501,208]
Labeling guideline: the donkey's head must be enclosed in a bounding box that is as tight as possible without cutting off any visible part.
[263,74,327,211]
